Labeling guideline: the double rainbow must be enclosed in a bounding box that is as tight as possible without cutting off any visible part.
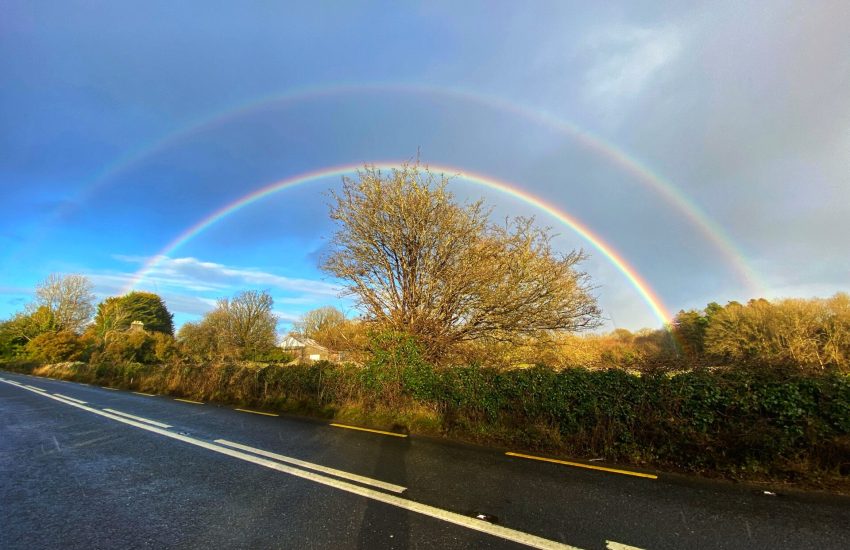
[59,83,763,297]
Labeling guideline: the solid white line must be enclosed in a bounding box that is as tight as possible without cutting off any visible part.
[0,379,580,550]
[53,393,87,404]
[103,408,173,429]
[25,385,47,392]
[215,439,407,494]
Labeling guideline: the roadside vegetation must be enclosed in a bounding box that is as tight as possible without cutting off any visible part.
[2,162,848,489]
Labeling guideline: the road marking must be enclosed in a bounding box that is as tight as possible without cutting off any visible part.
[330,423,407,438]
[606,541,645,550]
[234,408,278,417]
[103,408,172,429]
[505,452,658,480]
[25,385,47,392]
[216,439,407,493]
[132,391,157,397]
[1,378,580,549]
[104,387,119,390]
[53,393,87,404]
[174,398,204,405]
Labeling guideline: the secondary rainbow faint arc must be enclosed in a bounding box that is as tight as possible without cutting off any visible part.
[125,162,674,326]
[70,82,762,296]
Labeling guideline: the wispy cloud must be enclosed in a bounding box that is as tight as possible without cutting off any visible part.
[0,285,33,295]
[113,255,342,296]
[583,25,683,112]
[82,255,348,324]
[272,309,302,323]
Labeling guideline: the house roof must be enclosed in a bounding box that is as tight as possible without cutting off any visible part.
[279,334,329,351]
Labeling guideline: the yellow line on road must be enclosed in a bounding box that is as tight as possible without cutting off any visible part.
[330,423,407,438]
[132,391,157,397]
[234,408,278,417]
[174,398,204,405]
[505,452,658,480]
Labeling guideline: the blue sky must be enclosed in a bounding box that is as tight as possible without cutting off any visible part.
[2,1,848,333]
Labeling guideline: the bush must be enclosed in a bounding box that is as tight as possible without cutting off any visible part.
[26,331,88,363]
[249,347,294,364]
[96,330,177,365]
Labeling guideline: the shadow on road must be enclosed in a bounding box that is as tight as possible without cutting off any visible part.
[356,434,411,549]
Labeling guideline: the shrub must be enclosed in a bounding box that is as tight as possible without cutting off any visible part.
[26,330,87,363]
[98,330,177,365]
[249,347,294,364]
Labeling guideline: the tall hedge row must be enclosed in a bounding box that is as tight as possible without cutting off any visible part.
[11,355,850,480]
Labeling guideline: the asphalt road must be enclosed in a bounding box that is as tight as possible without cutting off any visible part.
[1,371,848,549]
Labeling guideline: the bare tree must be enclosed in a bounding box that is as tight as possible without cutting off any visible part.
[29,273,95,334]
[322,162,602,357]
[211,290,278,359]
[293,306,346,338]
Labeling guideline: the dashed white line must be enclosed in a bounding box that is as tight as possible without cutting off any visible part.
[215,439,407,494]
[24,385,47,392]
[103,408,173,429]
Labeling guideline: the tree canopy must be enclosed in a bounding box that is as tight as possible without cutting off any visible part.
[94,291,174,336]
[322,162,601,357]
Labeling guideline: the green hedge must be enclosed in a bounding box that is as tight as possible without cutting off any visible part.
[6,354,849,481]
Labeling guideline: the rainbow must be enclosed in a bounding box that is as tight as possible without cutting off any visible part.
[43,83,762,297]
[124,162,674,326]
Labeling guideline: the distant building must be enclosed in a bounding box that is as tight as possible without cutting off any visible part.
[279,334,334,362]
[129,320,145,332]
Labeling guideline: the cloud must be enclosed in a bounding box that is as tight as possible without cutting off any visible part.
[155,294,218,317]
[272,309,301,323]
[113,255,342,297]
[582,25,682,111]
[0,285,33,295]
[82,255,350,324]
